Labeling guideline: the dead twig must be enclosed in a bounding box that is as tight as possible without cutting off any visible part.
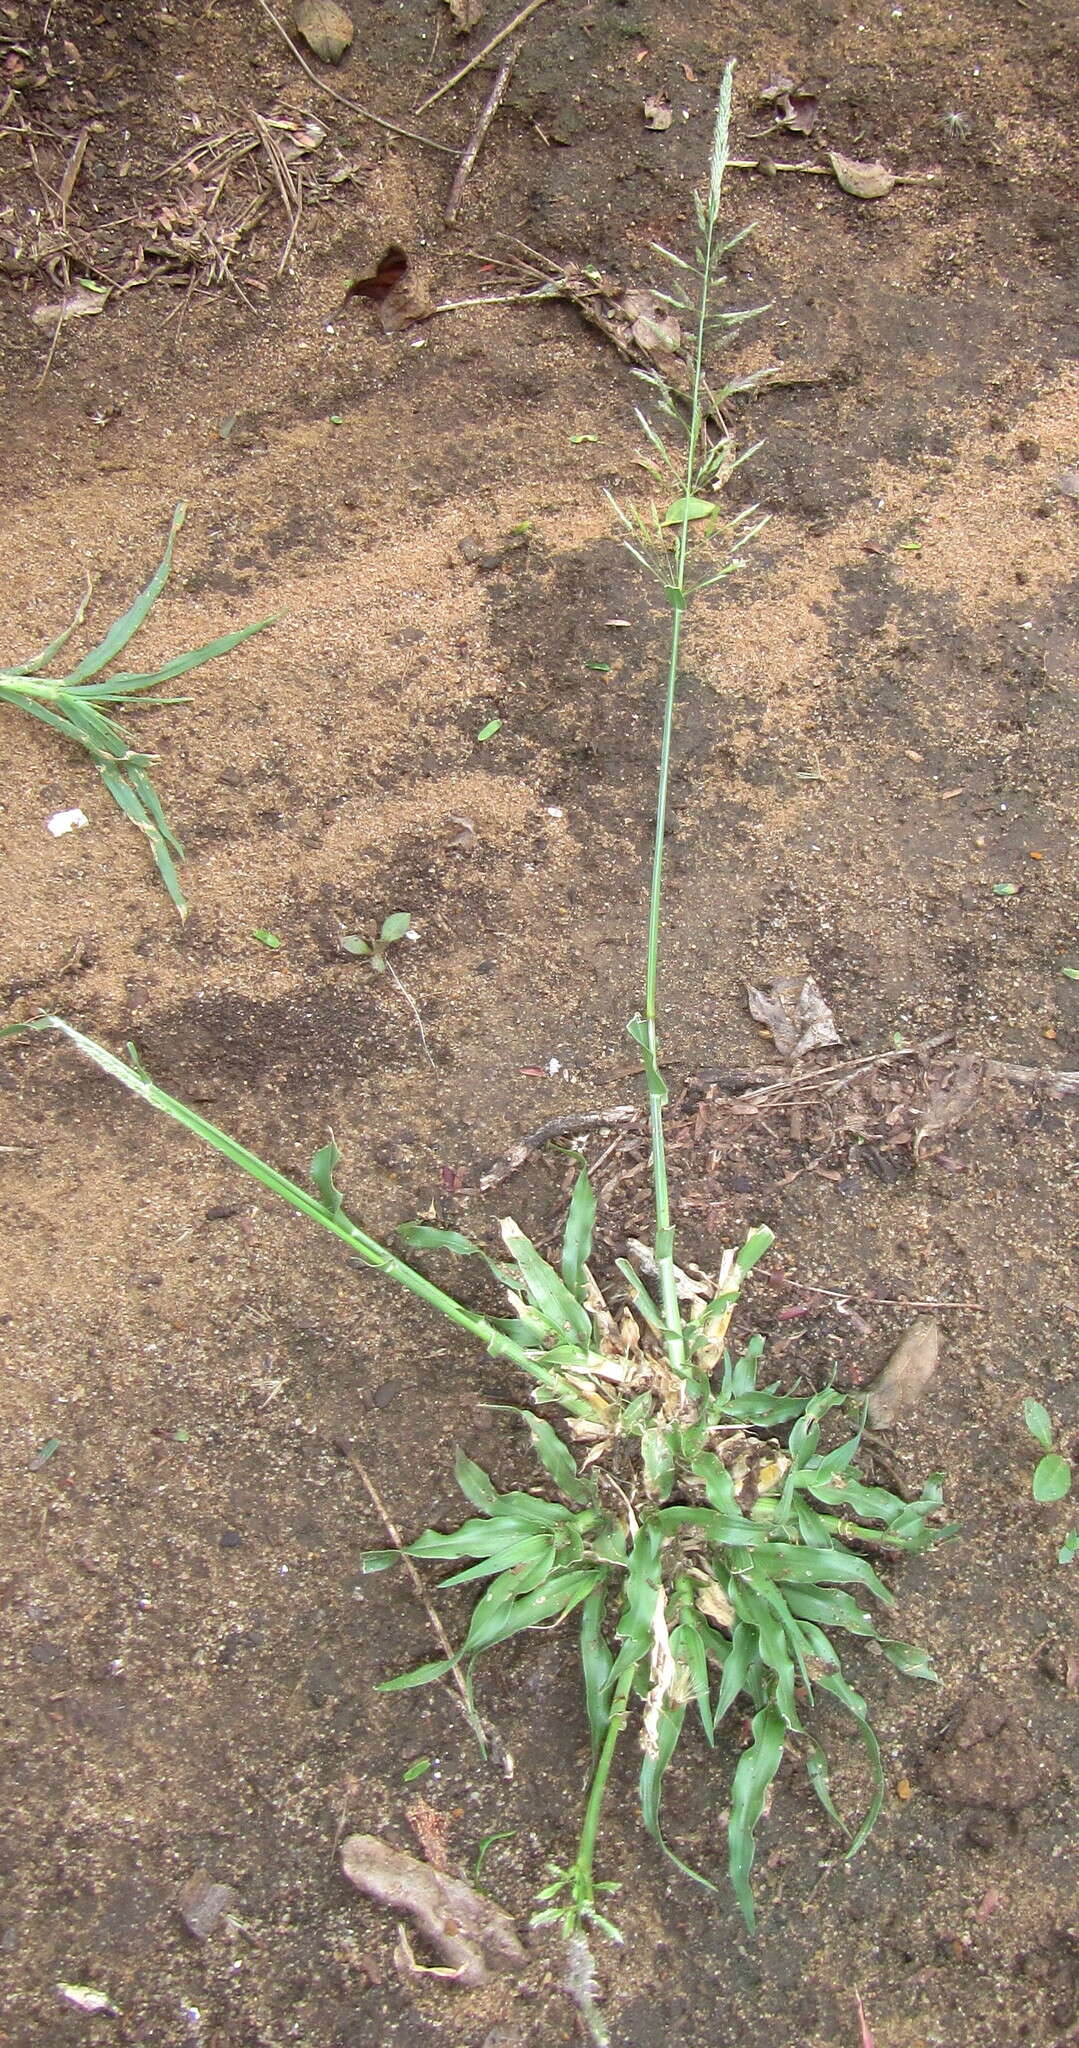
[335,1439,513,1777]
[766,1273,986,1315]
[478,1106,637,1191]
[252,0,459,154]
[415,0,553,114]
[444,28,523,224]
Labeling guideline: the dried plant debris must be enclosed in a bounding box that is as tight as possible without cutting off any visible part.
[293,0,355,64]
[865,1318,940,1430]
[643,92,673,132]
[340,1834,526,1987]
[747,976,842,1059]
[827,150,896,200]
[758,76,819,135]
[178,1872,240,1942]
[449,242,761,417]
[3,103,368,316]
[343,244,433,331]
[444,0,486,32]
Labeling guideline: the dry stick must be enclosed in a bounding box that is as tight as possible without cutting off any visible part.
[252,0,459,155]
[444,29,523,224]
[336,1439,513,1778]
[729,154,936,187]
[768,1274,986,1314]
[415,0,553,113]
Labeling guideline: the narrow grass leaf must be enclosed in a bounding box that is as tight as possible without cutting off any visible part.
[877,1638,938,1683]
[453,1448,500,1513]
[561,1165,596,1299]
[580,1582,614,1759]
[501,1220,593,1348]
[521,1413,593,1505]
[728,1705,786,1931]
[64,504,186,684]
[310,1139,345,1218]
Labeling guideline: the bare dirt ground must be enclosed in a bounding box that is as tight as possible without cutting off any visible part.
[1,1,1077,2043]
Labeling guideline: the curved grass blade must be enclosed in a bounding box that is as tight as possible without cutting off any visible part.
[728,1705,786,1931]
[453,1448,501,1513]
[64,504,187,684]
[520,1413,594,1506]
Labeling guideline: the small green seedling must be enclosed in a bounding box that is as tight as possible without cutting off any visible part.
[1058,1531,1078,1566]
[341,911,412,971]
[0,504,271,918]
[1022,1399,1073,1504]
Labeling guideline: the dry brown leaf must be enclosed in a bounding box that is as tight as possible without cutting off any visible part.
[444,0,484,28]
[621,287,681,356]
[30,284,110,331]
[178,1872,238,1940]
[293,0,354,63]
[914,1054,983,1158]
[405,1797,453,1872]
[341,1833,525,1987]
[643,93,673,131]
[747,976,841,1059]
[828,150,896,199]
[865,1316,940,1429]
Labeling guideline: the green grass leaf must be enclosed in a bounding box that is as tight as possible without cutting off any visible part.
[561,1165,596,1300]
[728,1706,786,1930]
[580,1583,614,1760]
[501,1219,593,1348]
[520,1413,593,1505]
[453,1448,500,1513]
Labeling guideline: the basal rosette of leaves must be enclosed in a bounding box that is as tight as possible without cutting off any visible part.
[366,1167,951,1936]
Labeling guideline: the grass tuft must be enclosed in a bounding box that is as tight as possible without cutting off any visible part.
[3,62,954,1966]
[0,504,272,917]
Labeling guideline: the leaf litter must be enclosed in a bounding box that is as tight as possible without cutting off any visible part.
[340,1833,526,1987]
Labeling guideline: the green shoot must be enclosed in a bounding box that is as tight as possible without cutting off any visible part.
[341,910,412,971]
[1022,1399,1073,1504]
[608,60,771,1381]
[0,504,272,918]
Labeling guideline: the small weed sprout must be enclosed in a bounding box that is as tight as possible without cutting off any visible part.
[341,910,413,970]
[1022,1399,1073,1505]
[0,505,271,917]
[5,63,953,1962]
[341,912,433,1067]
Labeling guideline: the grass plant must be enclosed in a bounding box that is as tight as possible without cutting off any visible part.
[0,504,270,917]
[5,63,952,1972]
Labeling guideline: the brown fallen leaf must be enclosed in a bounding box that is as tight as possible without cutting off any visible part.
[293,0,354,63]
[746,976,841,1060]
[621,287,681,357]
[865,1315,940,1429]
[341,1833,526,1987]
[343,245,432,332]
[444,0,484,27]
[913,1053,983,1158]
[30,284,110,331]
[178,1871,239,1941]
[828,150,896,199]
[406,1796,453,1872]
[643,92,673,131]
